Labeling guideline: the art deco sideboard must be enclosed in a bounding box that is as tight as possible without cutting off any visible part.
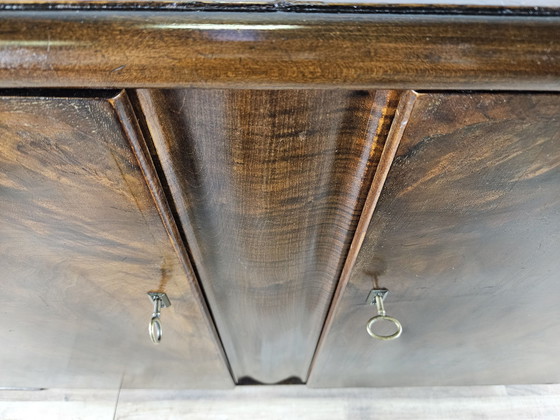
[1,1,559,389]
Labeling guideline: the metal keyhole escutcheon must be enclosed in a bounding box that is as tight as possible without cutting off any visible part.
[147,292,171,344]
[366,289,402,341]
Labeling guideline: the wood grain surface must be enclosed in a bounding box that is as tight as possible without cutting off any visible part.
[136,88,400,383]
[0,11,559,89]
[309,92,560,387]
[0,91,232,388]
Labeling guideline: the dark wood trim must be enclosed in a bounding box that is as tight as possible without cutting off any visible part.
[0,12,559,89]
[306,90,418,384]
[110,91,235,384]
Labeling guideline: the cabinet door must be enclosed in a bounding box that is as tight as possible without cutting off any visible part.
[0,91,232,389]
[136,89,400,384]
[310,93,560,387]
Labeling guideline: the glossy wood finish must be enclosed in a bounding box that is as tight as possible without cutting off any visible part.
[136,89,399,383]
[0,11,559,89]
[309,92,560,387]
[0,91,232,388]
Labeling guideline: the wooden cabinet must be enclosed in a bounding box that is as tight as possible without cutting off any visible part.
[0,91,232,389]
[309,92,560,387]
[1,3,560,391]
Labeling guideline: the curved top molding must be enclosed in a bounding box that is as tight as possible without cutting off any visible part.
[0,10,559,89]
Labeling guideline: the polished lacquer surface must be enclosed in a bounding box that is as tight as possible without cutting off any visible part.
[1,0,560,393]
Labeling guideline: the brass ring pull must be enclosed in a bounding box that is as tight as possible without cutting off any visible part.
[147,292,171,345]
[365,288,402,341]
[366,315,402,341]
[149,316,163,344]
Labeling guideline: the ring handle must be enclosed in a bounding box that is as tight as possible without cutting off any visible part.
[147,292,171,344]
[149,316,162,344]
[366,315,402,341]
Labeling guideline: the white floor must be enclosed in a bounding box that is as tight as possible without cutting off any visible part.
[1,384,559,420]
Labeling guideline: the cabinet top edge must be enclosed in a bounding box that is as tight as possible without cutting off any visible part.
[1,11,560,89]
[1,1,559,16]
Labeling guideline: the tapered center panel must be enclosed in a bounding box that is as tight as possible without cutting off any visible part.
[136,89,399,383]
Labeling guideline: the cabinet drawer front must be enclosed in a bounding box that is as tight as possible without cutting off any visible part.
[0,92,232,389]
[310,92,560,387]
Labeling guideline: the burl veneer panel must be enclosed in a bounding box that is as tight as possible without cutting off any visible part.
[0,91,232,388]
[310,93,560,387]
